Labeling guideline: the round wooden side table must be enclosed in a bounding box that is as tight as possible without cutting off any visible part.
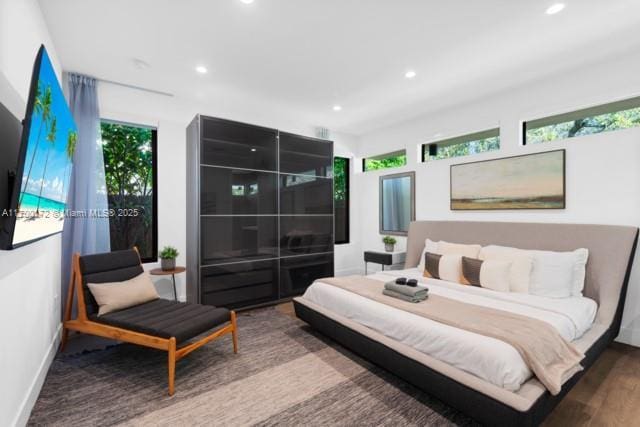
[149,266,186,301]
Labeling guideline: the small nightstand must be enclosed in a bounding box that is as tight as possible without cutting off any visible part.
[149,266,185,301]
[364,251,406,275]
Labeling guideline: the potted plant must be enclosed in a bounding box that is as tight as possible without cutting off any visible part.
[382,236,397,252]
[159,246,179,271]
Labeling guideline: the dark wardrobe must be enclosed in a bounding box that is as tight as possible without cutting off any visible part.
[186,115,334,309]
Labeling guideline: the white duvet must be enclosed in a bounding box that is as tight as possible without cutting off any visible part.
[302,268,597,391]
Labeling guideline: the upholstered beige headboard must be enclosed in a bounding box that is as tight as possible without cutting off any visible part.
[405,221,638,329]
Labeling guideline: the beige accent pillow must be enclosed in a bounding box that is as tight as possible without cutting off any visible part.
[417,239,439,271]
[437,241,482,259]
[479,259,512,292]
[438,254,464,283]
[87,272,159,316]
[479,245,534,293]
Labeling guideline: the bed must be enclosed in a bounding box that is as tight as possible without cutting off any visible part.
[293,221,638,426]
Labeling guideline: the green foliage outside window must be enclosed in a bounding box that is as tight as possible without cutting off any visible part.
[101,122,156,261]
[334,157,347,201]
[334,157,349,244]
[363,152,407,172]
[424,136,500,161]
[526,107,640,144]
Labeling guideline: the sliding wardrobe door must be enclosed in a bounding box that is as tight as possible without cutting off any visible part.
[278,133,334,298]
[189,116,280,308]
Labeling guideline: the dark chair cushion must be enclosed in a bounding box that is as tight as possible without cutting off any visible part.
[90,299,231,344]
[79,249,144,316]
[80,249,142,275]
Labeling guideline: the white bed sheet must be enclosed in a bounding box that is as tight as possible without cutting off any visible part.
[302,268,597,391]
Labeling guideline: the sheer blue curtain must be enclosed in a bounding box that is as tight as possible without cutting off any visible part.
[61,74,110,316]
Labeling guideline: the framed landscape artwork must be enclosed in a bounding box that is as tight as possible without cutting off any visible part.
[450,149,565,210]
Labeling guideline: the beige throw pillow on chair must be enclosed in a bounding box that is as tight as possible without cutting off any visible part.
[88,272,159,316]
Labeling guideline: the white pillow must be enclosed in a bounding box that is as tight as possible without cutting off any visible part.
[437,241,482,258]
[479,245,533,293]
[438,254,464,283]
[528,248,589,298]
[417,238,438,271]
[479,259,512,293]
[570,248,589,296]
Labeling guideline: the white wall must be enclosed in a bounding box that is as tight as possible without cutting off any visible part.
[353,51,640,345]
[0,0,64,425]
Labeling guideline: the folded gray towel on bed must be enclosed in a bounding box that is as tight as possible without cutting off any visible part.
[384,281,428,298]
[382,289,428,303]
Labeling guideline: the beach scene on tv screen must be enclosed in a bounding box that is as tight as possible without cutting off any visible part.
[13,49,77,245]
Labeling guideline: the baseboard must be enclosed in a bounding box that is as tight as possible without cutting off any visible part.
[615,326,640,347]
[12,324,62,427]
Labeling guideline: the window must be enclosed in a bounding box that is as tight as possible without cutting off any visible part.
[524,96,640,144]
[101,121,158,263]
[363,150,407,172]
[422,128,500,162]
[334,157,349,244]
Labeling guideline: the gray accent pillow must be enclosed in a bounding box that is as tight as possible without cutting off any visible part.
[423,252,441,279]
[462,256,483,287]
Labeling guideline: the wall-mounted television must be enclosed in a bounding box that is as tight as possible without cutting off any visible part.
[0,45,77,249]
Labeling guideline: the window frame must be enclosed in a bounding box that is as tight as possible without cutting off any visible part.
[421,128,500,162]
[334,156,350,245]
[523,95,640,145]
[101,119,158,264]
[362,149,407,172]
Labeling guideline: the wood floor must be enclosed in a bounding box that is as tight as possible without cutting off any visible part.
[277,302,640,426]
[544,342,640,426]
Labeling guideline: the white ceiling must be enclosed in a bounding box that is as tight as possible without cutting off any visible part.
[39,0,640,135]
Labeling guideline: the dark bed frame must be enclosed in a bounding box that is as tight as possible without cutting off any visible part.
[294,225,638,426]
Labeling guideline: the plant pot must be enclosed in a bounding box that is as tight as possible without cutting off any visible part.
[384,243,395,252]
[161,258,176,271]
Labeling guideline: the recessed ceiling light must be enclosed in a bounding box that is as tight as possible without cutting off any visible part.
[251,148,257,152]
[240,0,254,4]
[546,3,565,14]
[333,105,342,112]
[405,70,417,79]
[195,65,208,74]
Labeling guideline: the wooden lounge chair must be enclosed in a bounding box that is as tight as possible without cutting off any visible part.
[61,248,238,395]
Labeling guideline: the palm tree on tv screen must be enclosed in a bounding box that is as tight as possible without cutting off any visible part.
[20,82,53,207]
[36,116,57,214]
[59,130,78,207]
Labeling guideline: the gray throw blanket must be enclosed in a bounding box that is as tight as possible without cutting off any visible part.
[384,281,428,298]
[318,275,584,395]
[382,289,427,303]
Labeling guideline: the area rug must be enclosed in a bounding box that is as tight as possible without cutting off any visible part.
[28,306,476,426]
